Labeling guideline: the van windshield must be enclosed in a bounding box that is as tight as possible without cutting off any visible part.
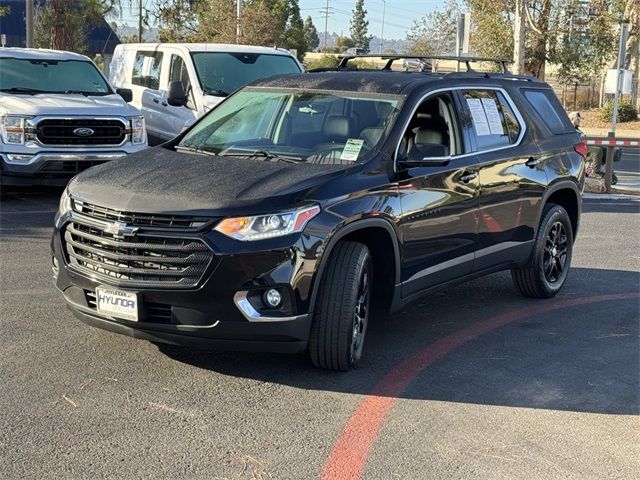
[0,58,111,95]
[191,52,301,96]
[178,88,402,164]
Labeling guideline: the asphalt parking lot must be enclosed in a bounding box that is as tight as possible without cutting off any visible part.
[1,190,639,479]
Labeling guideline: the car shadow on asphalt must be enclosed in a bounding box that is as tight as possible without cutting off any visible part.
[158,267,640,416]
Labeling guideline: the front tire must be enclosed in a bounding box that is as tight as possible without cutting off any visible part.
[308,241,372,371]
[511,204,573,298]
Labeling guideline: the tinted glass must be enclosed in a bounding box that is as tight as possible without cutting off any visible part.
[179,89,402,164]
[523,89,572,134]
[191,53,301,96]
[463,90,519,150]
[0,58,110,94]
[132,51,163,90]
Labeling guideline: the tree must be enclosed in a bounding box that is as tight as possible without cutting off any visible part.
[282,0,308,59]
[303,16,320,51]
[334,35,355,53]
[0,5,10,17]
[406,0,462,58]
[350,0,371,53]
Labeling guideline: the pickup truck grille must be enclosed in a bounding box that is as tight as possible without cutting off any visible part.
[62,207,216,289]
[36,119,127,146]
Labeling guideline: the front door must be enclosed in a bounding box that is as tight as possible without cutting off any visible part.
[163,53,200,139]
[398,92,479,298]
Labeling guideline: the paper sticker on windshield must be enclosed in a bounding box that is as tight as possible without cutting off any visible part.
[340,139,364,161]
[466,98,491,136]
[481,98,504,135]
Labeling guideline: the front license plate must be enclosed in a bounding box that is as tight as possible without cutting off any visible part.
[95,287,139,321]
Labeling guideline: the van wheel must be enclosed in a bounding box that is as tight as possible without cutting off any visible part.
[308,241,371,371]
[511,204,573,298]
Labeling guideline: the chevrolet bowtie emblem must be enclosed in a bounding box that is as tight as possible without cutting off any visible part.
[104,221,139,239]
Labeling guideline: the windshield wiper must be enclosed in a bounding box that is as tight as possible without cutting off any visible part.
[0,87,48,94]
[203,87,229,97]
[218,149,304,163]
[174,145,217,156]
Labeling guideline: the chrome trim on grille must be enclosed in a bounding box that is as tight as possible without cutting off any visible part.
[62,208,216,289]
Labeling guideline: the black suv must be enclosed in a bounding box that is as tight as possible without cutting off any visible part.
[52,59,586,371]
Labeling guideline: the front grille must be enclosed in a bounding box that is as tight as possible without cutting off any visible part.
[36,119,127,146]
[63,208,215,289]
[85,290,173,324]
[73,200,211,230]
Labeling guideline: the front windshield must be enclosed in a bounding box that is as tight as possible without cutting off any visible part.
[191,53,301,96]
[0,58,111,95]
[178,88,402,164]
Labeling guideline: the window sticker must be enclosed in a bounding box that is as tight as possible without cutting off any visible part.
[481,98,504,135]
[340,138,365,161]
[466,98,491,136]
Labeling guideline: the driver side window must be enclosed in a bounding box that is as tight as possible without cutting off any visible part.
[168,55,195,110]
[400,93,462,160]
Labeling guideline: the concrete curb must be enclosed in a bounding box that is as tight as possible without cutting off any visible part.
[583,193,640,201]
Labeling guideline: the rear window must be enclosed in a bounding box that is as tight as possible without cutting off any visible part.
[522,89,573,134]
[132,51,163,90]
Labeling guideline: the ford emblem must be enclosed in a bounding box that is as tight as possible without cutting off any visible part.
[73,127,95,137]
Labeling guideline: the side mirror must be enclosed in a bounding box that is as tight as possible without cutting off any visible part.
[167,81,187,107]
[116,88,133,103]
[399,143,451,168]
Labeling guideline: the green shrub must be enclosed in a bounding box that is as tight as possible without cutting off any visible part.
[599,100,638,123]
[305,55,340,70]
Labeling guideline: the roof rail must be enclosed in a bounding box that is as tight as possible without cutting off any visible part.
[336,54,514,73]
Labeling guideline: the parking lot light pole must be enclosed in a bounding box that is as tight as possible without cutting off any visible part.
[25,0,34,48]
[379,0,386,54]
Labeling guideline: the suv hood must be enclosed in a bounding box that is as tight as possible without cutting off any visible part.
[68,147,351,215]
[0,93,140,117]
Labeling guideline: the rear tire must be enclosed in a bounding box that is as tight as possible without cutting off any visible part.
[308,241,372,371]
[511,204,573,298]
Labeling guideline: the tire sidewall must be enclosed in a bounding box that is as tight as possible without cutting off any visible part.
[534,206,573,295]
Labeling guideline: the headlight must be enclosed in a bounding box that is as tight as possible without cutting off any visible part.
[0,116,32,144]
[130,116,146,144]
[58,188,72,217]
[215,205,321,241]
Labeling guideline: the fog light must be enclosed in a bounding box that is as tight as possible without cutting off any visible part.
[264,288,282,308]
[6,153,34,163]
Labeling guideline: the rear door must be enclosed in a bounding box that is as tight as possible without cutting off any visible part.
[131,50,171,143]
[457,88,546,272]
[397,91,480,297]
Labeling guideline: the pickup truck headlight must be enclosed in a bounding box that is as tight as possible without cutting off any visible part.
[130,116,146,144]
[214,205,321,241]
[0,116,32,144]
[58,188,72,217]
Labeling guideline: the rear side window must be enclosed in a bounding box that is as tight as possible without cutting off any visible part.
[132,51,163,90]
[462,90,522,151]
[522,89,572,134]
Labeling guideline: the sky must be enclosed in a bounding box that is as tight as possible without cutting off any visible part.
[120,0,445,41]
[300,0,443,40]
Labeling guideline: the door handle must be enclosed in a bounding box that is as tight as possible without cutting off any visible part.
[459,171,478,183]
[152,98,159,104]
[161,101,168,107]
[526,156,543,168]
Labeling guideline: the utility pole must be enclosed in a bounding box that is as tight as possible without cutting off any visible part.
[236,0,243,44]
[25,0,34,48]
[513,0,526,74]
[137,0,143,43]
[322,0,330,53]
[379,0,386,54]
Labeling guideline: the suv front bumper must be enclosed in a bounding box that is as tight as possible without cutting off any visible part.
[51,223,321,353]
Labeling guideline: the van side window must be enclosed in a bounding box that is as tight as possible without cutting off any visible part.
[132,51,163,90]
[169,56,192,99]
[522,89,573,134]
[463,90,521,150]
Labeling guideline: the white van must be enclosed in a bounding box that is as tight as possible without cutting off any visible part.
[109,43,303,144]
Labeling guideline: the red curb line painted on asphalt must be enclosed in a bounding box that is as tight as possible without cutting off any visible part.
[321,292,639,480]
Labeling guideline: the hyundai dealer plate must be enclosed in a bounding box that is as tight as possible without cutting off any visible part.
[95,287,139,321]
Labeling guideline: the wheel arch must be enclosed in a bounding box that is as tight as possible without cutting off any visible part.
[308,218,401,316]
[539,181,581,239]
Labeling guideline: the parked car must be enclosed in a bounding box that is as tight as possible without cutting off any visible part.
[0,48,146,197]
[52,64,585,371]
[402,57,432,72]
[344,47,367,55]
[109,43,303,145]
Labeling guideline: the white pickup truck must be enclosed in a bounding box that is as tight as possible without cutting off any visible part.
[0,48,148,196]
